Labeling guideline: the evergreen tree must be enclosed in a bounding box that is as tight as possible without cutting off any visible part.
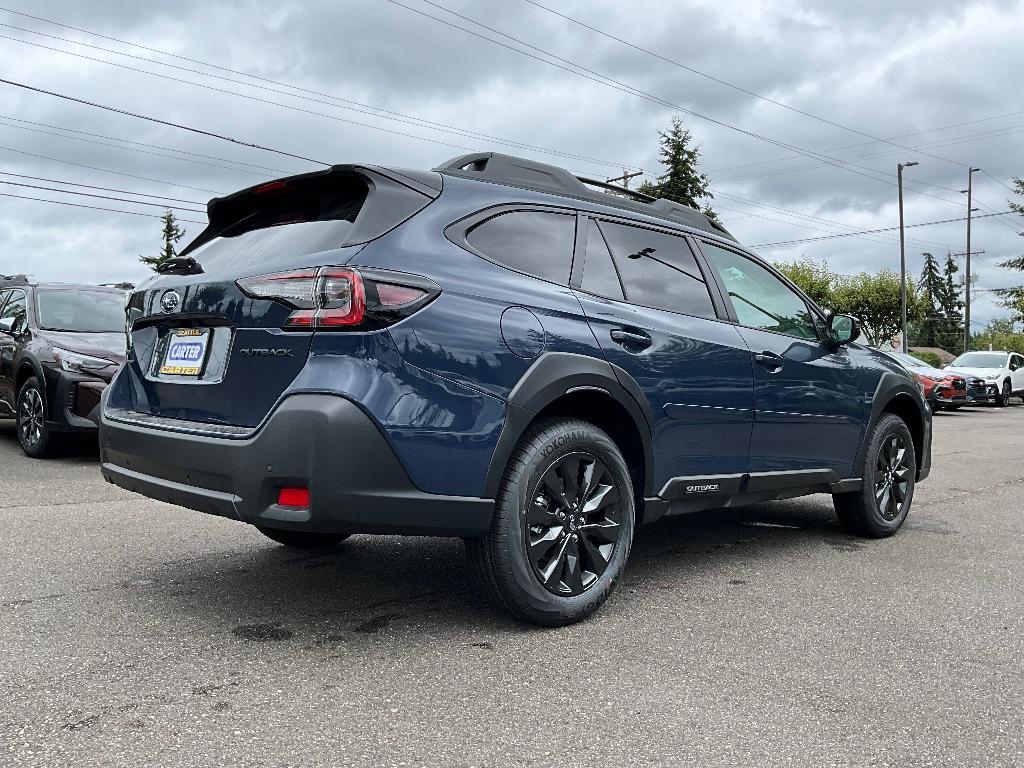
[937,252,965,354]
[139,210,186,272]
[637,116,716,219]
[916,252,943,347]
[992,177,1024,322]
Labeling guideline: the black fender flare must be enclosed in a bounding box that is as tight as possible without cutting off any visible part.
[14,353,44,395]
[853,371,932,478]
[483,352,655,498]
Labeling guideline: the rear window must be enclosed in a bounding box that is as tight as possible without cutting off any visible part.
[466,210,576,284]
[190,175,369,263]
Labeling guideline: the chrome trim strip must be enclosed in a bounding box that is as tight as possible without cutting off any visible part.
[104,408,253,439]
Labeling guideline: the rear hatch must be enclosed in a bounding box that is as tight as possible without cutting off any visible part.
[117,165,440,428]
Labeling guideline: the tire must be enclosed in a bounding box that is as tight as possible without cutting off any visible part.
[465,418,635,626]
[256,527,350,550]
[16,376,55,459]
[996,380,1011,407]
[833,413,916,538]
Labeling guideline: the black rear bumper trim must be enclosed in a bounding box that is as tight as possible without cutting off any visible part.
[100,393,494,536]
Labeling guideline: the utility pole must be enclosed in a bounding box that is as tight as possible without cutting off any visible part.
[963,167,981,352]
[897,161,918,353]
[606,169,643,189]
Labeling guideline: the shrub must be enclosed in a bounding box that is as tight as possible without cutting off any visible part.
[910,351,943,368]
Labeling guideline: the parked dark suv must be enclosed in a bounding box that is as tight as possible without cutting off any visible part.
[0,277,127,457]
[99,153,932,625]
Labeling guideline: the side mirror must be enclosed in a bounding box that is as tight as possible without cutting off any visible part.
[827,313,859,345]
[0,318,13,334]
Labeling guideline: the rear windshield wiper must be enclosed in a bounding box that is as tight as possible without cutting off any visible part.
[156,257,204,275]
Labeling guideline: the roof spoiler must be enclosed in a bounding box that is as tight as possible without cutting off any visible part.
[179,165,442,258]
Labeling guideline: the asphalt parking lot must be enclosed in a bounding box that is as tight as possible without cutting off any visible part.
[2,407,1022,768]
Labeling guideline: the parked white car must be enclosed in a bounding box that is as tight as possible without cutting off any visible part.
[945,350,1024,407]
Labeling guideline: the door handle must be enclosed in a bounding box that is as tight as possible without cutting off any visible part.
[754,351,785,372]
[610,328,653,351]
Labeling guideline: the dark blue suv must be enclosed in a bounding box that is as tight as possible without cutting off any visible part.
[100,152,931,625]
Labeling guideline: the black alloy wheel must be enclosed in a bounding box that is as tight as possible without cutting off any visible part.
[16,377,54,458]
[834,413,916,537]
[18,385,44,449]
[465,417,635,626]
[873,433,912,521]
[524,452,622,597]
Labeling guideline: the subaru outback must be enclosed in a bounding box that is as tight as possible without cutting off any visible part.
[1,277,126,457]
[99,152,932,625]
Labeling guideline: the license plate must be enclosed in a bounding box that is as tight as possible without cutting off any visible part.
[159,328,210,376]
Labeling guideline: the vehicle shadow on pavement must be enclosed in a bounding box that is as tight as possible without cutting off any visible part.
[125,497,860,643]
[0,421,100,460]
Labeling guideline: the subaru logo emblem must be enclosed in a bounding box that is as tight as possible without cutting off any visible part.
[160,290,181,314]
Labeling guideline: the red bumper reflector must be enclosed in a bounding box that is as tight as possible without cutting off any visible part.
[277,487,310,508]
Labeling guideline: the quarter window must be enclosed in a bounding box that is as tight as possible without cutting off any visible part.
[579,221,624,300]
[701,242,818,340]
[466,210,576,285]
[0,289,27,334]
[596,221,716,319]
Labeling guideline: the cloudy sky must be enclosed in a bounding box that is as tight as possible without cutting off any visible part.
[0,0,1022,327]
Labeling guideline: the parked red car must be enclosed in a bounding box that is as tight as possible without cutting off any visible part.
[882,351,969,410]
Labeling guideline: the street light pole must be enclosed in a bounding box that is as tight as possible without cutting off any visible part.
[898,161,918,353]
[964,167,980,352]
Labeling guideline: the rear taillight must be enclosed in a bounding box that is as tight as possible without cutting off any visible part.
[236,267,438,331]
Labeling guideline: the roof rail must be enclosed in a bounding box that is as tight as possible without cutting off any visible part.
[434,152,735,241]
[576,176,656,203]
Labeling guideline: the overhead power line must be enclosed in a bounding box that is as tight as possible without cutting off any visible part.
[382,0,980,197]
[0,115,287,177]
[0,15,635,172]
[520,0,965,168]
[711,188,947,249]
[0,144,220,194]
[0,170,205,206]
[751,210,1014,248]
[0,76,331,166]
[708,109,1024,176]
[715,124,1024,185]
[0,191,205,223]
[981,169,1021,196]
[0,179,205,212]
[0,114,287,174]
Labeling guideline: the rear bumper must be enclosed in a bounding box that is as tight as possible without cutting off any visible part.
[99,393,494,536]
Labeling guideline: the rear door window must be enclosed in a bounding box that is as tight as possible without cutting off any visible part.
[466,210,576,284]
[596,220,716,319]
